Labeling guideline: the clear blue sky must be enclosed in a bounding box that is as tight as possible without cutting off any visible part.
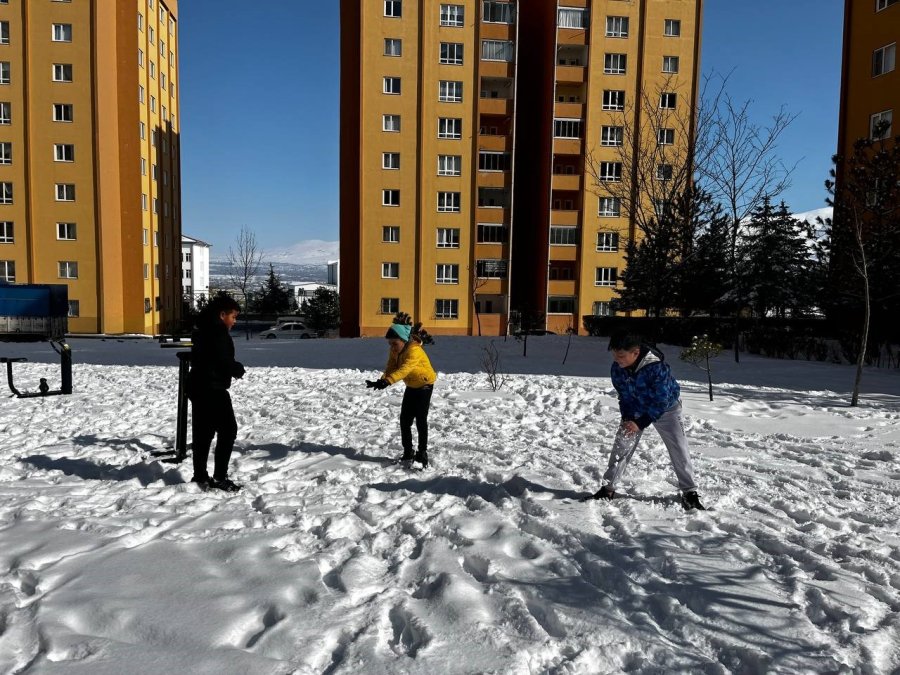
[179,0,844,253]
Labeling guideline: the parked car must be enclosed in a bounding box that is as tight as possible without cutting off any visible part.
[258,322,314,339]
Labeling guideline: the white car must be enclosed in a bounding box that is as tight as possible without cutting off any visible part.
[258,322,314,339]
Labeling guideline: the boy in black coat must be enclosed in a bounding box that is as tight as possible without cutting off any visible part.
[188,295,245,491]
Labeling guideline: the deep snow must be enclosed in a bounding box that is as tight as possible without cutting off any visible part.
[0,336,898,674]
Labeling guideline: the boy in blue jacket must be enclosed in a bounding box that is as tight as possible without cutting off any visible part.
[591,332,704,510]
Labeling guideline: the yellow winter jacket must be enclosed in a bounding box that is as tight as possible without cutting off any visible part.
[382,342,437,388]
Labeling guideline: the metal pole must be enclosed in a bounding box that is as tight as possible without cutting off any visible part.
[59,341,72,395]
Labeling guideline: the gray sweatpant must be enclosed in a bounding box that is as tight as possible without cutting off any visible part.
[602,400,697,492]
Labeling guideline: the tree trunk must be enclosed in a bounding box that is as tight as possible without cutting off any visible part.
[851,272,870,407]
[706,354,714,401]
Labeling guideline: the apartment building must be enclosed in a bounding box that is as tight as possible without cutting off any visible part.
[837,0,897,159]
[0,0,182,334]
[181,234,210,307]
[340,0,702,336]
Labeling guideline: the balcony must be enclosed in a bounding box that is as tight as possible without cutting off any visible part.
[473,279,506,295]
[553,137,583,156]
[554,102,583,118]
[477,206,510,222]
[480,23,515,41]
[552,173,581,191]
[548,279,578,296]
[549,245,578,262]
[478,134,513,152]
[479,97,514,116]
[557,28,587,46]
[550,209,580,226]
[556,65,586,84]
[480,60,515,79]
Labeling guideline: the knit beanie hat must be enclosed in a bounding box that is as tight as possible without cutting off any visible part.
[385,323,412,342]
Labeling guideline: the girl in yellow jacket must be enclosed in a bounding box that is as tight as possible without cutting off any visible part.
[366,313,437,467]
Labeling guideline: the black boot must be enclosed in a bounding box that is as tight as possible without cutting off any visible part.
[394,448,415,464]
[414,450,428,468]
[592,485,615,500]
[681,490,705,511]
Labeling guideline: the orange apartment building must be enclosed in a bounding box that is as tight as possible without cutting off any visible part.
[0,0,182,334]
[837,0,897,162]
[340,0,702,336]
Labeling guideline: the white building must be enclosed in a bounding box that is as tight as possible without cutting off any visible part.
[290,281,338,311]
[181,235,211,307]
[327,260,339,291]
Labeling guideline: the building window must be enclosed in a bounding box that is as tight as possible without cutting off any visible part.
[660,92,677,109]
[597,231,619,251]
[52,103,74,123]
[143,263,149,279]
[385,38,402,56]
[436,264,459,284]
[383,226,400,243]
[0,260,14,282]
[483,1,515,24]
[383,77,401,95]
[598,197,621,217]
[149,61,156,79]
[654,199,672,218]
[0,221,11,243]
[54,144,75,162]
[0,182,10,204]
[0,142,9,164]
[477,223,507,243]
[478,151,510,172]
[435,299,458,319]
[602,90,625,111]
[66,300,79,318]
[662,56,680,73]
[438,117,462,139]
[871,109,893,139]
[554,118,581,138]
[478,187,509,208]
[481,40,514,62]
[476,259,508,278]
[437,154,461,175]
[598,162,622,182]
[549,226,578,245]
[382,262,400,279]
[657,164,674,181]
[57,222,77,240]
[383,114,401,132]
[437,191,461,212]
[440,4,465,26]
[436,228,460,248]
[548,296,576,313]
[0,62,9,84]
[0,101,8,124]
[141,193,148,210]
[138,85,145,103]
[600,126,623,146]
[154,263,159,279]
[873,43,896,76]
[58,261,78,279]
[55,184,75,201]
[52,64,73,82]
[52,24,73,42]
[664,19,681,36]
[383,152,400,169]
[439,80,463,102]
[604,53,627,75]
[138,49,144,67]
[595,267,618,287]
[658,128,675,145]
[606,16,629,37]
[382,189,400,206]
[384,0,402,17]
[876,0,899,10]
[558,7,587,28]
[380,298,400,314]
[440,42,464,64]
[592,301,612,316]
[0,21,8,45]
[143,228,148,245]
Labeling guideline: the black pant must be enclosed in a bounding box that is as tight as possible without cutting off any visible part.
[400,385,433,453]
[191,388,237,480]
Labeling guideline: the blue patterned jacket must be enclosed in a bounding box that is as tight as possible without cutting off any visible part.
[610,345,680,430]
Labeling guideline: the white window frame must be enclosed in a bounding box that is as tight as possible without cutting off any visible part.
[440,4,465,27]
[440,42,463,65]
[384,0,402,17]
[481,40,514,62]
[0,141,9,165]
[600,126,623,146]
[558,7,587,29]
[658,128,675,145]
[547,296,576,314]
[592,301,612,317]
[52,24,73,42]
[0,101,9,124]
[596,231,619,251]
[383,77,401,95]
[55,183,75,201]
[475,259,508,279]
[483,1,515,24]
[382,226,400,243]
[664,19,681,36]
[598,197,621,217]
[382,152,400,169]
[477,223,506,243]
[549,226,578,246]
[0,221,12,243]
[662,55,680,74]
[437,191,461,212]
[876,0,899,10]
[52,63,73,82]
[0,21,8,45]
[870,109,893,139]
[0,182,11,204]
[53,103,73,122]
[435,264,459,284]
[436,228,460,248]
[438,117,462,139]
[57,222,76,240]
[58,261,78,279]
[0,259,15,282]
[873,43,896,77]
[382,262,400,279]
[602,90,625,111]
[0,62,10,85]
[439,80,463,102]
[384,38,402,56]
[380,298,400,314]
[604,53,627,75]
[383,114,401,132]
[553,118,581,139]
[595,267,618,287]
[660,92,677,109]
[437,154,461,176]
[478,151,509,172]
[598,162,622,182]
[656,164,673,181]
[54,144,74,162]
[606,16,628,38]
[382,189,400,206]
[435,299,459,319]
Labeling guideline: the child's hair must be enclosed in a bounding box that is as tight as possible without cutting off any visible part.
[392,311,434,345]
[204,294,241,319]
[607,331,642,351]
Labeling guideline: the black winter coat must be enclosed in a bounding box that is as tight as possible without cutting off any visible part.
[189,318,244,393]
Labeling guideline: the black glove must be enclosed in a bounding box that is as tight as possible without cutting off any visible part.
[366,378,389,390]
[232,362,246,379]
[365,380,378,389]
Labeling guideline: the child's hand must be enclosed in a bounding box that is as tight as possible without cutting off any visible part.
[366,379,389,390]
[621,420,640,435]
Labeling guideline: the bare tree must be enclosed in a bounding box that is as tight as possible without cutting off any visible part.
[481,341,507,391]
[227,226,263,339]
[470,266,490,337]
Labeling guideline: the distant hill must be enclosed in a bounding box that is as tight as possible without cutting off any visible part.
[209,261,328,285]
[209,239,338,285]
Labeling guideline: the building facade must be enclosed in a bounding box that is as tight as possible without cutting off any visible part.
[181,234,210,307]
[340,0,702,336]
[837,0,897,160]
[0,0,182,334]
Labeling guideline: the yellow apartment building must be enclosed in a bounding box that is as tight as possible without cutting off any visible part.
[341,0,703,336]
[837,0,897,160]
[0,0,182,334]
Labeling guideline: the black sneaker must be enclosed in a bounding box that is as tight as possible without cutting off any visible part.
[393,450,415,464]
[209,476,242,492]
[592,485,615,501]
[190,475,210,489]
[681,490,705,511]
[414,450,428,468]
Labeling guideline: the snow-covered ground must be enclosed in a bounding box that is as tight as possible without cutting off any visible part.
[1,336,898,674]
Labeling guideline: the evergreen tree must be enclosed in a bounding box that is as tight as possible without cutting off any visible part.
[303,287,341,333]
[254,265,294,315]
